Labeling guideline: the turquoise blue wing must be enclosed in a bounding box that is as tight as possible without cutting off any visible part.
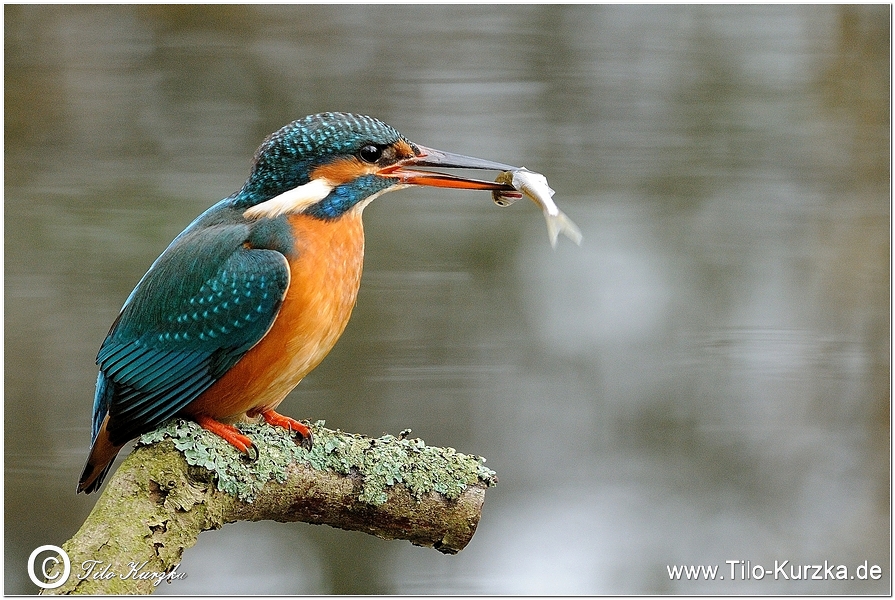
[93,223,290,445]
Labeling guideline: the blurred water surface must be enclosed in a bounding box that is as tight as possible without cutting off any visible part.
[5,5,889,594]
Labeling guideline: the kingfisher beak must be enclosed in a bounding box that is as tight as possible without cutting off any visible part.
[380,145,519,191]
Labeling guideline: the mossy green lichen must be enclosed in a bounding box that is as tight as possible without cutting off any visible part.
[138,419,497,504]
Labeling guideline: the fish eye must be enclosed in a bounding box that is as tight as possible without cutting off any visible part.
[358,144,383,163]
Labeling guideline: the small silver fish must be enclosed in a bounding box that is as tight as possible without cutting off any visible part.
[493,169,582,248]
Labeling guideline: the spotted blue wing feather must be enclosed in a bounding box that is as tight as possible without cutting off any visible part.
[93,221,290,446]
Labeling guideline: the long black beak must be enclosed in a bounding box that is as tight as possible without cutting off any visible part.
[379,145,519,191]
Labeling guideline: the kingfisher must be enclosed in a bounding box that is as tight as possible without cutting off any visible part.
[78,112,519,494]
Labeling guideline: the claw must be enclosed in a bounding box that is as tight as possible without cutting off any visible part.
[299,429,313,452]
[243,443,259,463]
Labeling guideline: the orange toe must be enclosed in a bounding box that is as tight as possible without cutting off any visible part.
[260,410,311,439]
[195,415,254,453]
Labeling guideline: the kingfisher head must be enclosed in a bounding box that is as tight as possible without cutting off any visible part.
[234,112,517,220]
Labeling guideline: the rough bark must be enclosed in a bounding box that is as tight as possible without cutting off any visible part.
[41,421,496,595]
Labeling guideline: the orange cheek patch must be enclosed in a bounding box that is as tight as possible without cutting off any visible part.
[312,157,376,185]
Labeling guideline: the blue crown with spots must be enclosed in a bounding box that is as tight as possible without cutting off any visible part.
[236,112,408,206]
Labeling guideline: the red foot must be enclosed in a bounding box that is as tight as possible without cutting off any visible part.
[260,410,313,450]
[195,415,254,454]
[260,410,310,436]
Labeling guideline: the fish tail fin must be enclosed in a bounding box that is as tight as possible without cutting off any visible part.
[545,209,583,248]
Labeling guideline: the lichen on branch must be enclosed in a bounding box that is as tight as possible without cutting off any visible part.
[138,419,497,503]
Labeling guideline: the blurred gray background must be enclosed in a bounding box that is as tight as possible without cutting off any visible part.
[5,5,889,594]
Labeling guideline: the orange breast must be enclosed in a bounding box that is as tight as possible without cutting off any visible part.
[184,212,365,422]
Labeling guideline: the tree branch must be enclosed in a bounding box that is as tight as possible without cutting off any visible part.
[44,421,497,594]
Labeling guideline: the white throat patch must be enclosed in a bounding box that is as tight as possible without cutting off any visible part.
[242,178,334,220]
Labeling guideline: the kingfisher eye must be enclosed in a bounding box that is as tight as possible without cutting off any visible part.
[358,144,383,163]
